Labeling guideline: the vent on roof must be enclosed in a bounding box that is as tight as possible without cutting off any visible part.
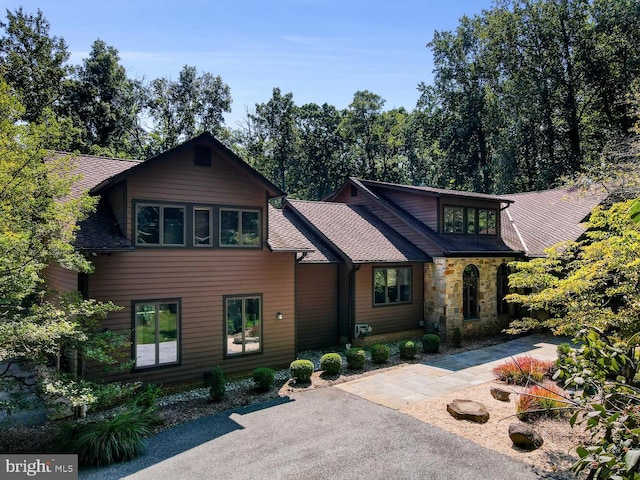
[194,145,212,167]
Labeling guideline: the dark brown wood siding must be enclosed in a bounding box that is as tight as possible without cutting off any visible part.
[106,181,126,234]
[380,190,439,230]
[42,265,78,294]
[296,263,338,350]
[353,263,424,335]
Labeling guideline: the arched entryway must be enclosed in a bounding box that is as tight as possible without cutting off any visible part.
[463,264,479,319]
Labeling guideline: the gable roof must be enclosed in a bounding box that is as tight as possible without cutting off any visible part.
[286,199,431,264]
[500,186,609,257]
[90,133,284,198]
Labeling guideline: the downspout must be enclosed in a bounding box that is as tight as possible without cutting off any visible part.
[348,264,361,343]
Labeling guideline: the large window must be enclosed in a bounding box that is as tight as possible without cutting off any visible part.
[220,209,261,247]
[374,267,411,305]
[443,206,497,235]
[193,207,212,246]
[134,300,180,368]
[136,204,185,246]
[497,263,510,315]
[463,264,479,319]
[225,295,262,356]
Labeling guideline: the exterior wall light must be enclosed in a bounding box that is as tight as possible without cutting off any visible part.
[276,312,283,320]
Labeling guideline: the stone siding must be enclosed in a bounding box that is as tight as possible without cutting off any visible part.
[424,257,516,341]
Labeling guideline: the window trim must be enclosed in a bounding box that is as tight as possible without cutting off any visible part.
[442,205,498,236]
[218,207,262,248]
[132,298,181,370]
[135,202,186,247]
[193,206,213,247]
[223,294,263,358]
[373,266,412,307]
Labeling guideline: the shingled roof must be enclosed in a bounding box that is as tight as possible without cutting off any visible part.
[286,199,430,263]
[500,187,609,257]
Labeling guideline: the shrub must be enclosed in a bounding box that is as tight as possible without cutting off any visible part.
[290,359,314,382]
[252,367,275,391]
[452,327,463,347]
[209,365,226,401]
[492,356,554,385]
[399,340,418,359]
[131,384,161,412]
[370,344,390,364]
[516,383,567,421]
[58,407,153,466]
[422,334,440,353]
[320,353,342,374]
[346,348,366,369]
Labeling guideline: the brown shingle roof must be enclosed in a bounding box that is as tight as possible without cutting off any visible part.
[500,187,608,257]
[286,199,430,263]
[75,198,133,252]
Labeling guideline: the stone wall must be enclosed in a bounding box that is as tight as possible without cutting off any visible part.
[424,256,516,341]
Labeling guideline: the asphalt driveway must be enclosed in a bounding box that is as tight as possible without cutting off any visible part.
[80,387,555,480]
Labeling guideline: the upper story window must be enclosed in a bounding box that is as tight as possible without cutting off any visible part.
[193,207,212,246]
[220,208,261,247]
[136,203,185,246]
[374,267,411,306]
[443,206,497,235]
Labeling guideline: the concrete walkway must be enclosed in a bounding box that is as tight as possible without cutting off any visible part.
[336,333,564,410]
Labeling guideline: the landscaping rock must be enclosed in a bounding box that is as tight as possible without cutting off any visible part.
[509,423,544,450]
[446,399,490,423]
[490,386,511,402]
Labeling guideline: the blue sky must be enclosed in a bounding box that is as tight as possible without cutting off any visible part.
[3,1,494,126]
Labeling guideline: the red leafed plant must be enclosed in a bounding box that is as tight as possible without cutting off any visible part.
[516,382,568,420]
[492,355,554,385]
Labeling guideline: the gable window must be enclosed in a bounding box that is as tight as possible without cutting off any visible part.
[220,208,261,247]
[134,300,180,368]
[136,203,185,246]
[225,295,262,356]
[194,207,212,246]
[443,206,497,235]
[463,264,479,319]
[374,267,411,305]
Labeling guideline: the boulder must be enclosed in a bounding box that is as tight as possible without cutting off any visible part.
[446,399,490,423]
[490,386,511,402]
[509,423,544,450]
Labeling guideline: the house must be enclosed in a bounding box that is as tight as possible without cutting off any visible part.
[44,133,609,386]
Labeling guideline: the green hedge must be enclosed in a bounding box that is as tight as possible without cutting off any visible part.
[399,340,418,359]
[320,353,342,374]
[290,359,314,382]
[422,334,440,353]
[370,344,390,364]
[346,348,366,369]
[253,367,275,390]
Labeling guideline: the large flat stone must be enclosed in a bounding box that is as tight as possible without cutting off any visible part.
[446,399,490,423]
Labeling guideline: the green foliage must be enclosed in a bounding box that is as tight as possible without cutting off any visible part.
[422,334,440,353]
[345,348,366,370]
[290,359,314,383]
[370,344,390,364]
[252,367,275,391]
[398,340,417,359]
[516,383,568,421]
[451,327,462,347]
[491,356,553,386]
[130,384,161,412]
[209,365,225,401]
[320,353,342,375]
[57,407,153,466]
[506,200,640,338]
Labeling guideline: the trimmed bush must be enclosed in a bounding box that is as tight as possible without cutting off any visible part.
[452,327,463,347]
[320,353,342,374]
[58,407,153,466]
[422,334,440,353]
[252,367,275,391]
[209,365,226,401]
[346,348,366,369]
[399,340,418,359]
[516,383,567,420]
[290,359,314,382]
[370,344,390,364]
[492,355,554,385]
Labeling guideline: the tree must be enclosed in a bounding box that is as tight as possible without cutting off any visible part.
[59,39,145,158]
[146,65,232,155]
[0,8,70,123]
[0,79,123,401]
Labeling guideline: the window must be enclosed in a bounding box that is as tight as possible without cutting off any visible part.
[193,207,212,246]
[134,300,179,368]
[374,267,411,305]
[225,295,262,356]
[443,206,497,235]
[136,203,185,246]
[497,263,510,315]
[220,208,261,247]
[463,264,479,319]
